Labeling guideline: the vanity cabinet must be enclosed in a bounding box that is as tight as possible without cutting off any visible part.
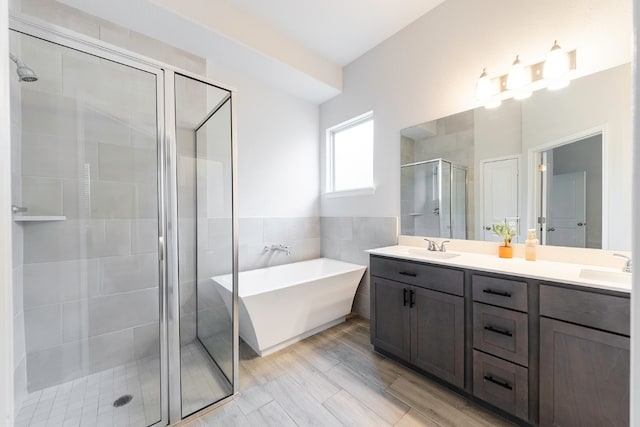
[471,274,530,420]
[370,256,464,387]
[539,285,630,427]
[369,251,630,427]
[370,277,411,359]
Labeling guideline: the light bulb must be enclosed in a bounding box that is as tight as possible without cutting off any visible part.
[544,40,569,90]
[506,55,531,99]
[476,68,494,102]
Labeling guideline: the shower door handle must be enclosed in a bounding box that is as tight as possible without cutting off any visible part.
[158,236,164,262]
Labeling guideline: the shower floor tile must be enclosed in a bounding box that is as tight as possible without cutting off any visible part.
[15,341,230,427]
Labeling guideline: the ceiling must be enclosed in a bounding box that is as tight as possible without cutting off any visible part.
[57,0,446,102]
[226,0,447,66]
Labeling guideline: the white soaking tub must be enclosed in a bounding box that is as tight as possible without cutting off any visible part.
[211,258,366,356]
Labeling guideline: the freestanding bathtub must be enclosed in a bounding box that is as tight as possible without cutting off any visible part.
[211,258,366,356]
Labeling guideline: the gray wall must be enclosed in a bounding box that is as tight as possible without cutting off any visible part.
[551,134,603,248]
[321,217,397,318]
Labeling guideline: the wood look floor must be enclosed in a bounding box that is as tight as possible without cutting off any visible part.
[181,316,516,427]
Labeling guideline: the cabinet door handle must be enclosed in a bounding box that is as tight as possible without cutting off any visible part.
[482,288,511,298]
[483,375,513,390]
[403,288,408,306]
[484,325,513,337]
[409,290,415,308]
[399,271,417,277]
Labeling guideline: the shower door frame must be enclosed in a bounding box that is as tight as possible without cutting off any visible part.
[9,13,239,427]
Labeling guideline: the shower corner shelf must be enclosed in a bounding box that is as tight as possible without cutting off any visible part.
[13,215,67,222]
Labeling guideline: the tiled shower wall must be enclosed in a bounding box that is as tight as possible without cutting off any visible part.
[19,81,161,391]
[10,52,27,412]
[12,0,208,393]
[321,217,398,318]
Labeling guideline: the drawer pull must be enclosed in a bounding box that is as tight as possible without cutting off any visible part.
[484,325,513,337]
[399,271,417,277]
[403,288,408,306]
[410,289,416,308]
[482,288,511,298]
[484,375,513,390]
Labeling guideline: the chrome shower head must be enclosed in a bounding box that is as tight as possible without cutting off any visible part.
[9,53,38,82]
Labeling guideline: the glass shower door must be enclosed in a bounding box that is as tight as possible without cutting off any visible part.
[174,74,235,418]
[10,30,164,427]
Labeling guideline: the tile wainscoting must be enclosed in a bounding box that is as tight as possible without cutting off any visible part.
[321,217,398,318]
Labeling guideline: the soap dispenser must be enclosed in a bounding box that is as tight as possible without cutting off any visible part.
[525,229,538,261]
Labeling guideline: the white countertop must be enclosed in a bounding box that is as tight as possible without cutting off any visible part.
[367,245,631,294]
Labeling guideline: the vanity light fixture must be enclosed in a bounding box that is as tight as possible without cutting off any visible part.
[544,40,570,90]
[476,41,576,108]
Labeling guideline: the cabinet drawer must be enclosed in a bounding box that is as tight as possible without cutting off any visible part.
[473,302,528,366]
[370,256,464,296]
[473,350,528,421]
[472,274,527,312]
[540,285,630,336]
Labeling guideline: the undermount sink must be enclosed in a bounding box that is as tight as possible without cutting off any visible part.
[579,269,631,285]
[404,248,461,259]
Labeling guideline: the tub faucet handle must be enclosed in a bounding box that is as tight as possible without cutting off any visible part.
[278,244,292,256]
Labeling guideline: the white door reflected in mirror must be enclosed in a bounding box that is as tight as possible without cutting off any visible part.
[481,157,519,242]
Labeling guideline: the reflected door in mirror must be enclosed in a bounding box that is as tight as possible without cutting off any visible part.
[547,171,586,247]
[481,157,519,242]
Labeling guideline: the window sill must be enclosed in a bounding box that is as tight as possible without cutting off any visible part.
[322,186,376,198]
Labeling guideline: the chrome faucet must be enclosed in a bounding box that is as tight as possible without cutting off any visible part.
[424,239,450,252]
[613,254,632,273]
[264,244,291,256]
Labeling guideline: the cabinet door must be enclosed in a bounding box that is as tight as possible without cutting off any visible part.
[411,287,464,387]
[371,277,411,360]
[539,317,629,427]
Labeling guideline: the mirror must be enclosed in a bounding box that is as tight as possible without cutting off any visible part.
[401,63,631,251]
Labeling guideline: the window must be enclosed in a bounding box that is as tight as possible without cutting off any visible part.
[325,112,374,195]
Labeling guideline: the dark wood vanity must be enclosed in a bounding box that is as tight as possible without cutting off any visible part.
[370,254,630,426]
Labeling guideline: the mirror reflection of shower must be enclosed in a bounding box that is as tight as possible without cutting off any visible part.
[401,158,467,238]
[9,52,38,82]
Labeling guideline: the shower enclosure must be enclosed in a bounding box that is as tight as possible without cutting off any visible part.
[401,159,467,238]
[9,14,237,427]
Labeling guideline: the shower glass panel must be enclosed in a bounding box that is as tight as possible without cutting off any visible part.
[451,165,468,239]
[174,74,234,417]
[10,30,162,427]
[439,160,452,237]
[401,159,467,239]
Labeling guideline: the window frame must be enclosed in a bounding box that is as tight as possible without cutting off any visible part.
[324,111,375,197]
